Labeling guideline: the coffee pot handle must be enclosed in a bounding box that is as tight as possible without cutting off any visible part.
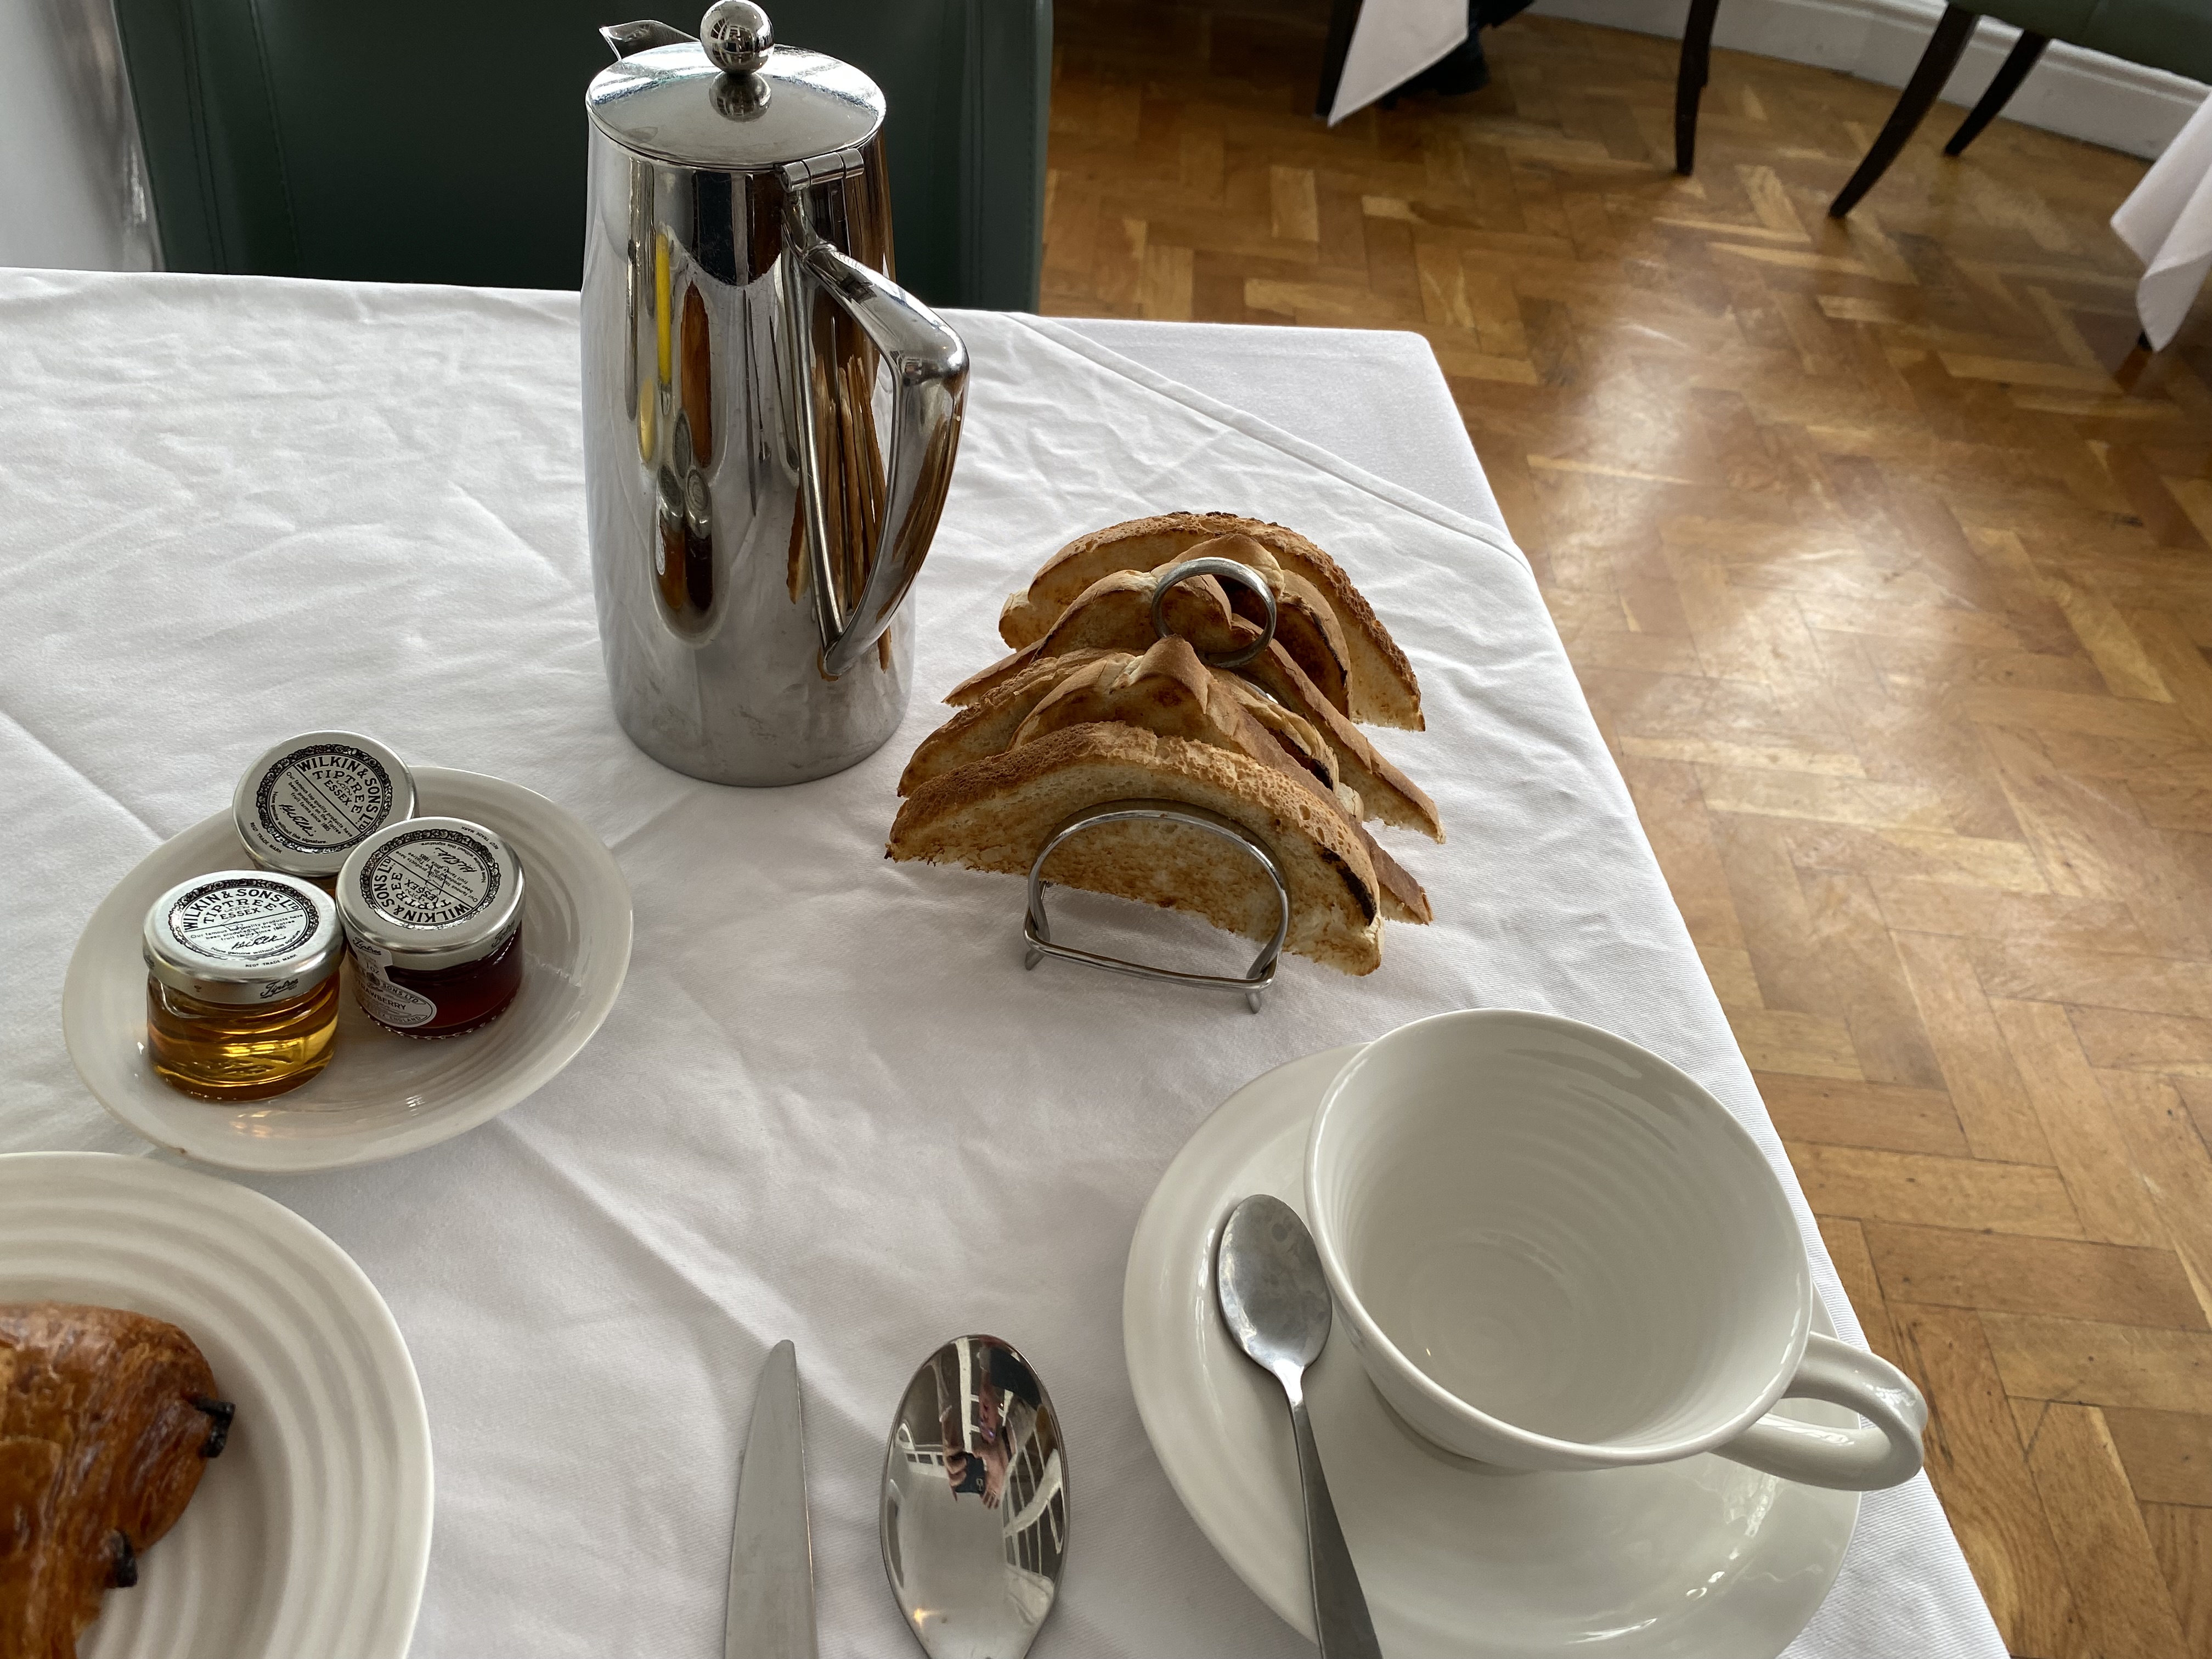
[1713,1331,1928,1491]
[780,198,969,679]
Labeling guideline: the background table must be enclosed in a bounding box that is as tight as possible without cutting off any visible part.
[0,268,2005,1659]
[2115,90,2212,349]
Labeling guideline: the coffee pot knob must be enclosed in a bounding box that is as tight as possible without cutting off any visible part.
[701,0,773,73]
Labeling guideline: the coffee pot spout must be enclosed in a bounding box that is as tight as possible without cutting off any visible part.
[599,18,694,59]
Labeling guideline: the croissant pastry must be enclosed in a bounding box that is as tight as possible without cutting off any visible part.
[1,1303,232,1659]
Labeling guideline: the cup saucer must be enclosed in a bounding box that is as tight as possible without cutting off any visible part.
[1123,1046,1860,1659]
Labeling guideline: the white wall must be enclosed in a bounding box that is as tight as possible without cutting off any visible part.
[0,0,155,271]
[1528,0,2207,160]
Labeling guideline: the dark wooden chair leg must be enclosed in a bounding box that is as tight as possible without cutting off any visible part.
[1316,0,1364,119]
[1675,0,1722,175]
[1943,29,2047,155]
[1829,4,1980,217]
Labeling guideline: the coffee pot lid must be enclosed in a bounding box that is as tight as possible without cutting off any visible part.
[585,2,885,173]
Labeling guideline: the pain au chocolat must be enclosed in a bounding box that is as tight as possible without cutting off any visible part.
[1,1303,233,1659]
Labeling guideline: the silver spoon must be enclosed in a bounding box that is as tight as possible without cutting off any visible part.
[881,1334,1068,1659]
[1217,1194,1383,1658]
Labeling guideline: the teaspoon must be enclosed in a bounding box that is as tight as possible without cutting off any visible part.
[1217,1194,1383,1658]
[880,1335,1068,1659]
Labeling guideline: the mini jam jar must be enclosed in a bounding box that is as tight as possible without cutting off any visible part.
[336,817,526,1039]
[233,731,416,888]
[144,871,345,1101]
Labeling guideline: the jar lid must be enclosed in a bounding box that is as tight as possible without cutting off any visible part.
[584,4,884,174]
[336,817,525,970]
[144,872,343,1006]
[233,731,416,879]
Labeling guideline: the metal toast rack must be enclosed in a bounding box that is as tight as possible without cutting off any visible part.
[1019,557,1288,1013]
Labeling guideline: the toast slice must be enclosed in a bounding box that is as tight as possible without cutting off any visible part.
[1238,645,1444,843]
[1013,635,1284,755]
[911,640,1431,925]
[1023,642,1430,921]
[972,557,1355,720]
[947,569,1252,707]
[948,592,1442,842]
[888,723,1386,974]
[900,648,1119,795]
[1025,643,1350,803]
[1214,675,1340,795]
[1118,534,1355,719]
[1015,644,1431,923]
[928,642,1337,799]
[997,512,1424,729]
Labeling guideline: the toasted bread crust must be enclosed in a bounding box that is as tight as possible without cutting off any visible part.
[888,724,1385,974]
[998,511,1424,730]
[1357,828,1432,924]
[970,639,1431,926]
[947,603,1442,842]
[1238,645,1444,842]
[949,571,1252,708]
[1014,636,1251,753]
[900,648,1120,794]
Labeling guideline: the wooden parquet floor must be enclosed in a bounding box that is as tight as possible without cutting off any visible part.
[1043,6,2212,1656]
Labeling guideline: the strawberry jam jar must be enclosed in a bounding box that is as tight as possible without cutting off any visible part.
[335,817,525,1039]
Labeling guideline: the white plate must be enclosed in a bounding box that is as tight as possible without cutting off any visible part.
[0,1152,432,1659]
[1124,1046,1860,1659]
[64,766,633,1172]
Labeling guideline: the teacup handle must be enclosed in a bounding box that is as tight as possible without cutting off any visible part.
[1713,1333,1928,1491]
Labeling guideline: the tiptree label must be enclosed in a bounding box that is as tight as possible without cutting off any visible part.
[349,937,438,1028]
[169,879,318,963]
[361,828,501,930]
[255,744,396,853]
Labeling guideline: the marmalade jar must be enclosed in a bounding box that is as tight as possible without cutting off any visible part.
[232,730,415,889]
[144,872,344,1100]
[336,817,526,1039]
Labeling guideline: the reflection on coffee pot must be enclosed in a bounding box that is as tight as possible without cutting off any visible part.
[582,2,968,785]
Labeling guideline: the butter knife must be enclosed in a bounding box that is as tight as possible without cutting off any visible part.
[725,1340,817,1659]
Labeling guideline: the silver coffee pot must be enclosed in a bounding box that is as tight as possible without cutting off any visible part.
[582,2,968,785]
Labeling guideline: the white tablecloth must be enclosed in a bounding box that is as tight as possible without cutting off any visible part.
[1327,0,1468,124]
[2115,92,2212,349]
[0,268,2005,1659]
[1054,319,1500,525]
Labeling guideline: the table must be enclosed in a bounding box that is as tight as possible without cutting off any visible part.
[1314,0,1468,123]
[2114,92,2212,350]
[0,267,2006,1659]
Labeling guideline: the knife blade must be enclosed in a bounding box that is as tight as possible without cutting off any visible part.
[724,1339,817,1659]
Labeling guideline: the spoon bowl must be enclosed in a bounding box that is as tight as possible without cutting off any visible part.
[880,1335,1068,1659]
[1218,1192,1334,1385]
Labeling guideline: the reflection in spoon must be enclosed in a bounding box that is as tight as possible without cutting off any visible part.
[881,1335,1067,1659]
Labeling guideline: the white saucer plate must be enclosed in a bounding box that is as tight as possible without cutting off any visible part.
[0,1152,432,1659]
[64,765,632,1172]
[1124,1046,1860,1659]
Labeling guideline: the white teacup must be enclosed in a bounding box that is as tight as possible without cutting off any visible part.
[1305,1009,1927,1491]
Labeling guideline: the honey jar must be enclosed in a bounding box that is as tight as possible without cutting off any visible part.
[336,817,526,1039]
[233,731,415,888]
[144,872,344,1101]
